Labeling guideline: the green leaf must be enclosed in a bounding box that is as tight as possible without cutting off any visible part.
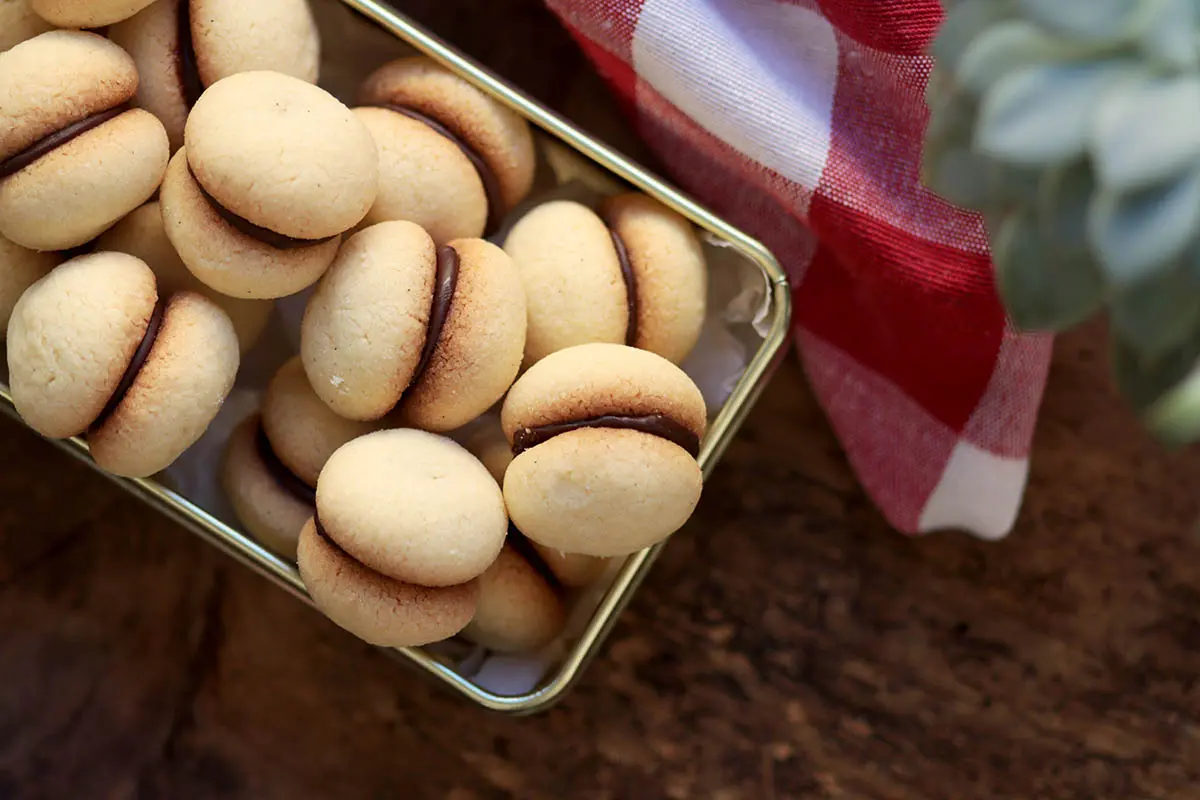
[1139,0,1199,69]
[1037,161,1093,249]
[992,210,1106,331]
[1088,168,1200,285]
[1184,239,1200,283]
[1111,322,1200,413]
[976,63,1127,166]
[1113,315,1200,443]
[1145,363,1200,444]
[1017,0,1141,41]
[988,161,1043,206]
[924,91,976,150]
[924,67,951,111]
[955,21,1065,95]
[931,0,1017,72]
[1092,74,1200,191]
[1110,267,1200,358]
[923,147,994,209]
[981,210,1008,245]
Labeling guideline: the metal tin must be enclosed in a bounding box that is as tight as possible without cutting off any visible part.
[0,0,792,715]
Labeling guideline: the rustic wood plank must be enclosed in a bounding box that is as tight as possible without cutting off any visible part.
[0,318,1198,799]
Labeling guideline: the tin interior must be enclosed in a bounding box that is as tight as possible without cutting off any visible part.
[0,0,792,715]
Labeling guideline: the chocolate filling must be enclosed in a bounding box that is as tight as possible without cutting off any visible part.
[511,413,700,458]
[89,298,166,434]
[177,0,205,108]
[373,103,505,235]
[312,514,354,561]
[410,245,460,390]
[189,166,337,250]
[314,514,334,545]
[0,105,128,180]
[254,422,316,506]
[389,245,460,415]
[608,228,639,347]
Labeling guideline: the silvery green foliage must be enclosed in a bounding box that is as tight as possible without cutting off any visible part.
[923,0,1200,441]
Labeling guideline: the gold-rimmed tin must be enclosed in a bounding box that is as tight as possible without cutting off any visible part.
[0,0,792,715]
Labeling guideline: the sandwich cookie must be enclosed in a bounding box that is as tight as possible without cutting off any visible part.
[501,343,707,558]
[98,202,272,353]
[463,416,609,588]
[461,543,565,654]
[503,195,707,366]
[7,251,239,477]
[221,356,377,559]
[297,519,479,649]
[1,0,53,52]
[0,234,58,336]
[354,57,536,243]
[301,221,526,431]
[0,31,170,251]
[160,70,377,299]
[110,0,321,151]
[297,428,508,647]
[310,427,506,587]
[30,0,156,27]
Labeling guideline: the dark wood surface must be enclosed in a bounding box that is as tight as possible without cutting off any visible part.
[4,324,1200,800]
[4,2,1200,798]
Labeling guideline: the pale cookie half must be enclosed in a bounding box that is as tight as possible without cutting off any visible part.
[0,233,58,335]
[504,200,626,364]
[262,356,381,488]
[0,0,53,53]
[222,415,315,561]
[8,252,157,440]
[31,0,157,28]
[463,416,609,588]
[462,543,566,653]
[531,544,611,589]
[315,428,507,587]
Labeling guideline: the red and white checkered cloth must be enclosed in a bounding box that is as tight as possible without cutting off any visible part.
[544,0,1053,539]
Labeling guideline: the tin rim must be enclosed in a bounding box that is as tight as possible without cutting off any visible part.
[0,0,793,715]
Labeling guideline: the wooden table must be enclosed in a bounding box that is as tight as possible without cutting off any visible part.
[2,3,1200,798]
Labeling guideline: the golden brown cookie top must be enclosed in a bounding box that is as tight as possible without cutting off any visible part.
[357,57,535,222]
[315,428,507,587]
[185,71,377,240]
[0,31,138,162]
[262,356,379,488]
[501,343,708,451]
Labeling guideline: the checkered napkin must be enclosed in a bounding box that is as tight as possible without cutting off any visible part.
[543,0,1054,539]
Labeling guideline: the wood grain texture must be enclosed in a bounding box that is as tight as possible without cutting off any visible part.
[1,320,1198,800]
[2,2,1200,798]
